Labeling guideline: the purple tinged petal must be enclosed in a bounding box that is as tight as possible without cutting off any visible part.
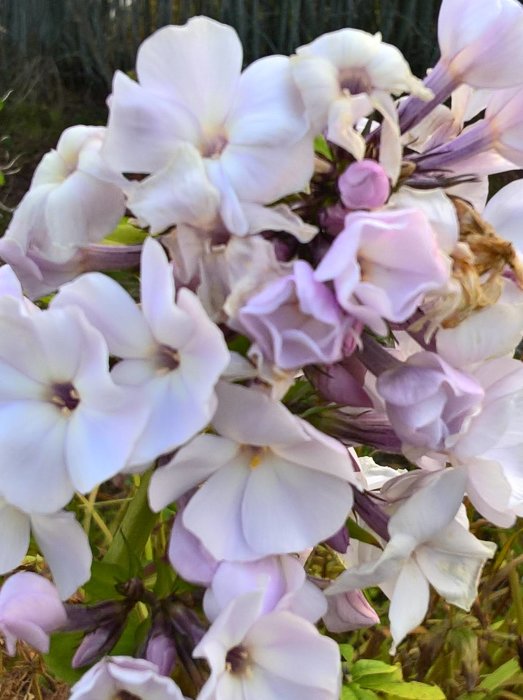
[241,455,354,557]
[247,611,340,694]
[323,589,379,633]
[182,458,254,561]
[0,572,66,655]
[168,508,219,586]
[238,260,350,370]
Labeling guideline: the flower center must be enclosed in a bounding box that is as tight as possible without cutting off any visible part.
[338,67,372,95]
[50,382,80,415]
[225,645,252,675]
[155,344,180,374]
[245,446,268,469]
[112,692,141,700]
[200,131,228,159]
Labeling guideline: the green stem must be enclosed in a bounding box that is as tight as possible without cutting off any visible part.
[103,469,158,567]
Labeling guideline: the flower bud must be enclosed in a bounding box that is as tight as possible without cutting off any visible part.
[145,630,178,676]
[338,160,390,210]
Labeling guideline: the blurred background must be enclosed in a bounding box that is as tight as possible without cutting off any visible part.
[0,0,441,229]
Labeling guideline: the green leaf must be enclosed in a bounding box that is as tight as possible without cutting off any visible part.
[44,631,84,684]
[110,607,149,657]
[103,218,148,246]
[103,470,157,572]
[342,683,379,700]
[314,134,333,160]
[352,658,403,682]
[340,643,355,665]
[347,519,381,548]
[82,560,128,601]
[478,658,521,691]
[371,681,446,699]
[0,171,5,186]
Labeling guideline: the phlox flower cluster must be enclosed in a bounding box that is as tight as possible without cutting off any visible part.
[1,1,523,698]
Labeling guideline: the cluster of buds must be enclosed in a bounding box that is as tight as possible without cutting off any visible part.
[0,1,523,698]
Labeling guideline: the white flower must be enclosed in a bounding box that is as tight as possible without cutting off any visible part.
[53,237,230,465]
[328,469,496,650]
[0,498,91,599]
[291,28,431,179]
[0,297,146,513]
[149,381,357,561]
[0,126,126,265]
[103,16,314,235]
[69,656,186,700]
[194,591,341,700]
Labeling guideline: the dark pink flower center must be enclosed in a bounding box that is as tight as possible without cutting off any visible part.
[225,645,251,675]
[50,382,80,413]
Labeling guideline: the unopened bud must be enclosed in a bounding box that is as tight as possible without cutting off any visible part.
[338,160,390,210]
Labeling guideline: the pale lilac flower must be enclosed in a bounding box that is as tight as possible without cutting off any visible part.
[69,656,186,700]
[328,469,496,650]
[0,572,66,655]
[376,351,485,458]
[53,237,229,465]
[338,160,390,210]
[0,126,126,267]
[104,16,314,235]
[237,260,353,369]
[149,381,358,561]
[203,555,327,624]
[413,87,523,173]
[374,338,523,525]
[0,298,146,513]
[437,0,523,90]
[0,498,92,599]
[314,209,451,335]
[399,0,523,133]
[194,591,341,700]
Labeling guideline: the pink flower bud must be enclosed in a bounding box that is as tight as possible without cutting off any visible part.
[338,160,390,210]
